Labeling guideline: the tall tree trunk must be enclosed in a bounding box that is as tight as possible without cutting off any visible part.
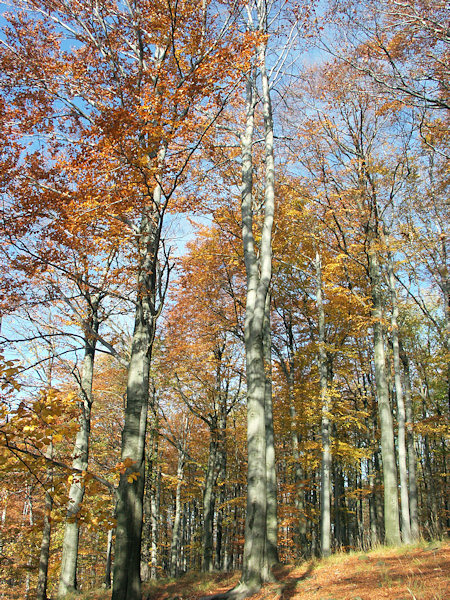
[58,304,99,597]
[316,251,331,557]
[367,244,401,545]
[141,470,152,582]
[24,489,34,600]
[387,249,411,543]
[239,39,276,595]
[170,440,186,578]
[289,375,307,557]
[238,67,268,594]
[112,306,152,599]
[235,1,277,593]
[150,465,161,579]
[112,238,158,599]
[263,292,278,575]
[279,315,307,558]
[36,444,53,600]
[214,404,227,571]
[202,429,218,572]
[401,353,419,540]
[104,528,114,589]
[367,455,378,547]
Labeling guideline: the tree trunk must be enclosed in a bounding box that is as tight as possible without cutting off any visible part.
[112,311,151,599]
[112,200,161,600]
[367,245,401,545]
[400,347,419,540]
[170,442,186,578]
[316,251,331,557]
[36,448,53,600]
[238,67,267,594]
[289,372,307,557]
[104,529,114,589]
[235,1,277,592]
[202,431,218,572]
[150,465,161,579]
[58,305,99,597]
[263,292,278,575]
[387,249,411,543]
[214,404,227,571]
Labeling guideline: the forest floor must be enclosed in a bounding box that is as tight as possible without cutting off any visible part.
[81,540,450,600]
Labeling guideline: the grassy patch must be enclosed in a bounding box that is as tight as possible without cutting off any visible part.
[57,540,449,600]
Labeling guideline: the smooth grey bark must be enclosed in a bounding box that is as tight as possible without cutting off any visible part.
[418,384,440,535]
[239,67,268,594]
[142,398,160,582]
[263,292,278,574]
[387,249,411,543]
[367,456,378,546]
[316,251,331,557]
[58,301,99,598]
[400,348,419,540]
[170,431,187,578]
[112,206,161,600]
[149,410,161,580]
[0,493,6,559]
[238,12,277,586]
[112,302,152,599]
[202,430,218,572]
[36,444,53,600]
[214,404,227,571]
[367,246,401,545]
[24,489,34,599]
[103,529,114,589]
[241,0,278,589]
[275,314,306,557]
[150,465,161,579]
[290,387,307,555]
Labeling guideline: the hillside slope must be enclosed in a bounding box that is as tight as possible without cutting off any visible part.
[143,541,449,600]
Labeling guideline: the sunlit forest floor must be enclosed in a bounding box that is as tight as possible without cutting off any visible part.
[74,540,449,600]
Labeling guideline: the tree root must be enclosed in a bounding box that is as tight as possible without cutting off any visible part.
[198,581,261,600]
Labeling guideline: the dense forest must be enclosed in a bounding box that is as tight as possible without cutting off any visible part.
[0,1,448,599]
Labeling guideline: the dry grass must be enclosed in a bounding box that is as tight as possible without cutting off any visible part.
[145,541,449,600]
[58,540,449,600]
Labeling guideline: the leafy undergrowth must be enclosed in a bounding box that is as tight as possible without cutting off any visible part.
[65,540,449,600]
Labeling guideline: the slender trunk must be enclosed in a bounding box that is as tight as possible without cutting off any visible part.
[24,490,33,600]
[170,443,186,577]
[58,306,99,597]
[202,431,218,572]
[36,447,53,600]
[387,250,411,543]
[400,348,419,540]
[214,405,227,571]
[0,493,7,559]
[141,403,159,582]
[104,529,114,589]
[150,465,161,579]
[367,245,401,545]
[289,372,307,556]
[316,251,331,557]
[368,456,378,547]
[141,479,152,582]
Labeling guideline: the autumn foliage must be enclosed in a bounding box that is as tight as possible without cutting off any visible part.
[0,0,449,599]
